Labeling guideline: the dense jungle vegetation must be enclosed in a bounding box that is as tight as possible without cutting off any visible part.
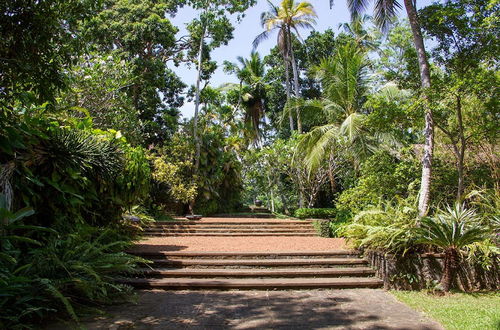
[0,0,498,327]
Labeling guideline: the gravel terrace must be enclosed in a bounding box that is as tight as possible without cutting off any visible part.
[133,236,347,253]
[133,217,348,253]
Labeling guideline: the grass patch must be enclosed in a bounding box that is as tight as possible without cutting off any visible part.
[391,291,500,330]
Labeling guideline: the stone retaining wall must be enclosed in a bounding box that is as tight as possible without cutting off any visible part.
[366,250,499,291]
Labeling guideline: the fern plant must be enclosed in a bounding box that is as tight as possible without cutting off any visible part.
[340,198,419,253]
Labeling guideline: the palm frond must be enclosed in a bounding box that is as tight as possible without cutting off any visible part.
[373,0,401,32]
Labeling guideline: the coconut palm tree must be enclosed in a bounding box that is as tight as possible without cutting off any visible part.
[253,0,317,133]
[416,204,489,292]
[332,0,434,216]
[296,42,375,170]
[223,52,268,143]
[338,14,377,50]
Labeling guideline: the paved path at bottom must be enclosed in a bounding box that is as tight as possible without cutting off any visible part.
[74,289,442,329]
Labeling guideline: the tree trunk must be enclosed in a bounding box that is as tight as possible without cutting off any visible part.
[283,53,294,132]
[327,152,337,195]
[193,26,206,173]
[404,0,434,217]
[455,94,466,201]
[288,26,302,133]
[441,248,458,292]
[190,26,206,214]
[277,178,290,215]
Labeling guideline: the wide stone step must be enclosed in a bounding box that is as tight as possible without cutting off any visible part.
[146,225,314,229]
[145,229,316,233]
[208,213,275,218]
[129,251,359,259]
[143,232,317,237]
[121,277,383,289]
[150,258,367,267]
[149,221,312,226]
[135,267,375,278]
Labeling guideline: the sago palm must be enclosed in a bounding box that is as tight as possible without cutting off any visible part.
[253,0,317,133]
[334,0,434,216]
[416,204,489,292]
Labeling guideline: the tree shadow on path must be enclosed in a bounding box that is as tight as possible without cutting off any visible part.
[60,289,442,330]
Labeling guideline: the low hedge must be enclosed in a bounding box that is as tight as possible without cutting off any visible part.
[294,208,336,219]
[313,219,331,237]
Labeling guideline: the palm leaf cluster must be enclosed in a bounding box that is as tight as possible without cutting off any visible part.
[296,42,380,170]
[416,204,489,250]
[253,0,317,51]
[345,0,401,32]
[224,52,267,142]
[40,129,123,179]
[254,0,317,132]
[415,204,490,291]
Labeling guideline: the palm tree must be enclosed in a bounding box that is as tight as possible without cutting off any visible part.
[296,42,375,170]
[333,0,434,216]
[223,52,268,143]
[253,0,317,133]
[416,204,489,292]
[338,14,377,50]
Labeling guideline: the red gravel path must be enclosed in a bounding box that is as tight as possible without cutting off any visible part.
[133,216,348,252]
[132,236,347,252]
[170,217,308,223]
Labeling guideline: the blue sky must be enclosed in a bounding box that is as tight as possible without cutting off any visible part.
[169,0,433,118]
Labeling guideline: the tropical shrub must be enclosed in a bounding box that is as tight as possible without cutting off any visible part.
[336,150,420,214]
[340,198,420,253]
[294,208,337,219]
[0,107,151,327]
[1,110,150,228]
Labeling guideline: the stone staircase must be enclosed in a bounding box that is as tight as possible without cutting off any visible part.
[121,219,383,290]
[143,220,317,237]
[123,251,383,289]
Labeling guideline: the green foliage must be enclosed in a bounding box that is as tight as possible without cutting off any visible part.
[294,208,337,219]
[2,113,148,227]
[419,0,499,69]
[0,0,98,101]
[416,204,490,250]
[223,52,267,142]
[1,222,143,328]
[61,53,143,144]
[0,103,151,328]
[337,150,420,213]
[340,198,420,253]
[150,133,198,206]
[312,219,331,237]
[195,124,244,215]
[416,205,493,292]
[83,0,185,144]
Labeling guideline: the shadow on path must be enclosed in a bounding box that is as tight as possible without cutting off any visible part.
[54,289,442,329]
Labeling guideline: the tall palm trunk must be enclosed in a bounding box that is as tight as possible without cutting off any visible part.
[283,52,294,131]
[193,27,206,173]
[455,94,466,201]
[404,0,434,217]
[288,26,302,133]
[190,26,206,214]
